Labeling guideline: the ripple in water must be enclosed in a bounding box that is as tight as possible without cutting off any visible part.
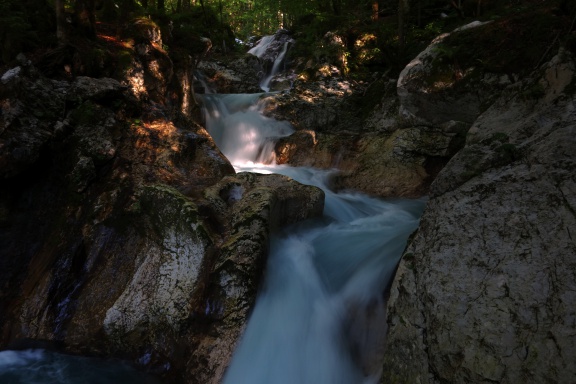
[0,349,160,384]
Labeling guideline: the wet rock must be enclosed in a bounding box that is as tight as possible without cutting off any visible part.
[383,50,576,384]
[189,171,324,384]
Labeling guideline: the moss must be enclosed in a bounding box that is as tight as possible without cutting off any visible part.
[136,184,213,245]
[495,143,520,162]
[403,252,416,270]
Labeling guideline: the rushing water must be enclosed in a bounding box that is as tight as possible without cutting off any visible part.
[0,349,160,384]
[199,67,425,383]
[248,34,292,91]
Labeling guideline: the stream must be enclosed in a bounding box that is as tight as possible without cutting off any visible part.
[200,35,425,382]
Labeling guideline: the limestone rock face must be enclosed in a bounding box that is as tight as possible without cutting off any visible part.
[0,64,324,383]
[382,51,576,384]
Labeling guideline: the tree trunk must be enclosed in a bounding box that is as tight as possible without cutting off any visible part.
[158,0,165,13]
[75,0,97,39]
[199,0,207,23]
[398,0,409,53]
[372,1,379,20]
[56,0,67,46]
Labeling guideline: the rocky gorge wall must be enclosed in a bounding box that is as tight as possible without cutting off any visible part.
[381,49,576,383]
[0,25,323,384]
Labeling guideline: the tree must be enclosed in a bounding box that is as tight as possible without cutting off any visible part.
[74,0,97,39]
[398,0,409,52]
[56,0,67,45]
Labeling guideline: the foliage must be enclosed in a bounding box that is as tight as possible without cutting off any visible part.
[0,0,55,64]
[436,6,571,76]
[2,0,574,81]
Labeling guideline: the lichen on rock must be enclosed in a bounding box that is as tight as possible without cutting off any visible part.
[104,185,211,337]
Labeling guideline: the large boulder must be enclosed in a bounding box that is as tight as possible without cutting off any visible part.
[397,21,506,126]
[197,58,262,94]
[382,50,576,383]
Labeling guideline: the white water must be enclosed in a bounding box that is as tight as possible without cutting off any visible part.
[200,83,425,383]
[0,349,160,384]
[201,93,293,164]
[248,35,291,91]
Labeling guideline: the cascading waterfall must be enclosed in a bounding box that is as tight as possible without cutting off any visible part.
[200,93,293,164]
[248,34,292,91]
[198,52,425,383]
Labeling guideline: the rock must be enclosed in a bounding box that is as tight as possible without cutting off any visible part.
[0,63,325,384]
[269,77,467,198]
[189,172,324,384]
[397,21,498,126]
[69,76,127,101]
[0,69,68,178]
[1,66,21,84]
[197,58,262,93]
[103,185,211,338]
[382,50,576,384]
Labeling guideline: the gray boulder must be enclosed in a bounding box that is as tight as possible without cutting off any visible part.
[397,21,503,126]
[382,50,576,384]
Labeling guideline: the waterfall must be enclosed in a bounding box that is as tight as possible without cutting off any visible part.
[248,32,293,91]
[200,93,293,164]
[226,164,424,384]
[259,42,290,91]
[200,75,425,383]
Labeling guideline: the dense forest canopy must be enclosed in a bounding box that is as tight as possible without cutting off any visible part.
[1,0,575,79]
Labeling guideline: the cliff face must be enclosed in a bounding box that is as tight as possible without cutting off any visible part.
[382,50,576,383]
[0,26,324,384]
